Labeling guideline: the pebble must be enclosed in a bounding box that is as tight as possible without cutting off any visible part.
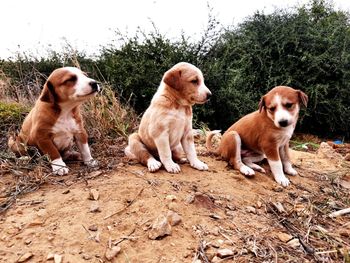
[17,252,33,262]
[54,254,63,263]
[167,202,178,211]
[277,232,293,242]
[148,215,172,240]
[105,246,121,261]
[217,248,234,258]
[89,202,101,213]
[287,238,301,248]
[246,206,256,214]
[211,256,221,263]
[62,189,70,194]
[89,189,100,201]
[167,211,182,226]
[273,202,286,213]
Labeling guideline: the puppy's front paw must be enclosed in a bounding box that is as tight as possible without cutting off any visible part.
[164,161,181,173]
[191,159,208,171]
[84,159,99,167]
[240,165,255,176]
[275,174,290,187]
[284,167,298,176]
[147,158,162,172]
[51,158,69,175]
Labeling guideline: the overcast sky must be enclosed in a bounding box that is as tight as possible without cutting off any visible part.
[1,0,350,59]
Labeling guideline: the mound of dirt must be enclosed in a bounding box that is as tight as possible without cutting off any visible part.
[0,142,349,262]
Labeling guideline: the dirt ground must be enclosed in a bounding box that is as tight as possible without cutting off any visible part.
[0,138,350,263]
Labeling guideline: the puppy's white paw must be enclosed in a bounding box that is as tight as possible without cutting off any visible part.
[191,159,208,171]
[147,158,162,172]
[240,165,255,176]
[285,167,298,176]
[275,174,290,187]
[51,158,69,175]
[164,161,181,173]
[85,159,99,167]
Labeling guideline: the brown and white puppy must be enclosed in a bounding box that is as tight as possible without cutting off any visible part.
[125,62,212,173]
[8,67,100,175]
[206,86,308,187]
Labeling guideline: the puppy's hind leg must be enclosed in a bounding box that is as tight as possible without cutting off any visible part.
[125,133,162,172]
[221,131,254,176]
[242,154,266,173]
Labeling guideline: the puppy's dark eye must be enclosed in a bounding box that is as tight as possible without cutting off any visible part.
[191,79,198,84]
[268,106,276,112]
[64,75,77,84]
[285,103,293,109]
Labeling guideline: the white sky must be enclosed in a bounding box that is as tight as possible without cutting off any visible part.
[1,0,350,59]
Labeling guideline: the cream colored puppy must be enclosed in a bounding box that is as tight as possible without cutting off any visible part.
[125,62,212,173]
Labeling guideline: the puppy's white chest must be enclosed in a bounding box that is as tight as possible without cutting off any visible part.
[278,125,294,146]
[52,115,79,150]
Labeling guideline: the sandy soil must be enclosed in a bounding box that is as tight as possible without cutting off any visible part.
[0,141,349,263]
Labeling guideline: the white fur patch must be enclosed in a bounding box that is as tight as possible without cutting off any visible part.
[51,158,69,175]
[65,67,100,99]
[147,158,162,172]
[268,159,290,187]
[240,165,255,176]
[52,114,79,151]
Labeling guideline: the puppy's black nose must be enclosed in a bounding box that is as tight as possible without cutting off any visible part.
[90,81,100,92]
[278,120,289,127]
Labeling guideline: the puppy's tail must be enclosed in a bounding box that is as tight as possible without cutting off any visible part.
[205,130,222,155]
[8,134,27,156]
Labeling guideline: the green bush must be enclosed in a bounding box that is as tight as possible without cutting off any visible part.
[1,0,349,139]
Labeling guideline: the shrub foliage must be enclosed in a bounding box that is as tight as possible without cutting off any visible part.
[1,0,349,139]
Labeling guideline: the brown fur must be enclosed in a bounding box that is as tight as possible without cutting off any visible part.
[207,86,308,186]
[125,62,211,173]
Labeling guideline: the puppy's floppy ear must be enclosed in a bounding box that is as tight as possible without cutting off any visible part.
[163,68,182,90]
[297,90,308,107]
[40,81,55,103]
[258,95,265,113]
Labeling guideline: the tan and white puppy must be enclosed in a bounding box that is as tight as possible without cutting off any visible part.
[125,62,212,173]
[206,86,308,187]
[8,67,100,175]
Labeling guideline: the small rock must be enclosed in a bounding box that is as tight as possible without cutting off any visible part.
[88,225,98,231]
[225,210,235,217]
[185,194,195,204]
[17,252,33,262]
[287,238,301,248]
[47,253,54,260]
[273,202,286,213]
[62,189,70,194]
[277,232,293,242]
[148,215,172,240]
[89,202,101,213]
[89,189,100,201]
[105,246,121,261]
[256,201,262,208]
[54,254,63,263]
[210,226,220,236]
[211,256,221,263]
[167,211,182,226]
[167,202,178,211]
[165,195,177,201]
[193,260,201,263]
[24,239,32,245]
[246,206,256,214]
[82,254,92,260]
[217,248,234,258]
